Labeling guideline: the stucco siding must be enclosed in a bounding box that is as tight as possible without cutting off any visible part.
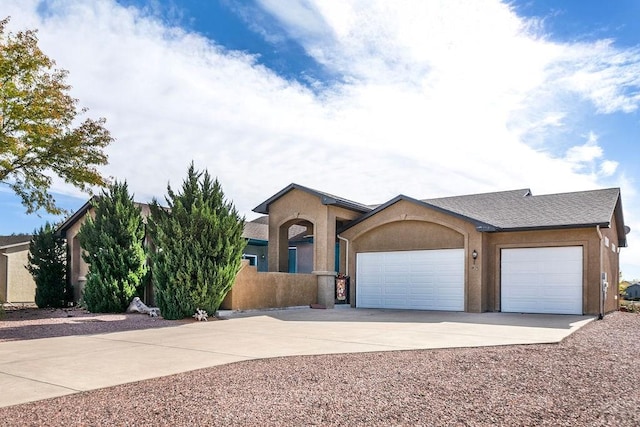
[222,261,317,310]
[65,211,92,301]
[351,220,464,253]
[487,228,601,315]
[1,244,36,303]
[0,252,7,302]
[340,200,485,312]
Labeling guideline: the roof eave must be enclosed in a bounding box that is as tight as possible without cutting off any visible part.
[493,222,611,233]
[339,195,495,233]
[253,183,371,215]
[56,197,96,236]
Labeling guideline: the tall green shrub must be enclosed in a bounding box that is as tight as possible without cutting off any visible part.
[149,163,245,320]
[77,181,147,313]
[27,222,69,308]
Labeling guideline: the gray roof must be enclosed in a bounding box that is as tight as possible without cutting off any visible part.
[340,187,626,246]
[424,188,621,231]
[243,216,307,242]
[254,183,372,215]
[0,235,32,248]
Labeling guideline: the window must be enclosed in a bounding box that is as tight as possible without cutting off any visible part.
[242,254,258,266]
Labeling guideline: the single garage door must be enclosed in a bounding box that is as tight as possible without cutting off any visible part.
[501,247,583,315]
[356,249,464,311]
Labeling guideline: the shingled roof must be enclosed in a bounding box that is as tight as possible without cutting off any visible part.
[424,188,622,231]
[0,235,32,248]
[254,183,372,215]
[339,187,626,246]
[242,216,308,242]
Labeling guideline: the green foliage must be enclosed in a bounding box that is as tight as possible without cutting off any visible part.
[27,222,69,308]
[77,181,147,313]
[0,17,112,215]
[149,163,245,320]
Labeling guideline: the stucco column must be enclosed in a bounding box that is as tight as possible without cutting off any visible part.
[314,271,336,308]
[466,234,484,312]
[268,220,290,272]
[313,211,337,308]
[314,212,337,272]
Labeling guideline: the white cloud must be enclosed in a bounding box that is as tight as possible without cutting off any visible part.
[3,0,640,277]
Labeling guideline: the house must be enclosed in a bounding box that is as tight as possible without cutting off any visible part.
[0,235,35,304]
[624,283,640,300]
[253,184,628,316]
[57,200,313,302]
[242,216,314,273]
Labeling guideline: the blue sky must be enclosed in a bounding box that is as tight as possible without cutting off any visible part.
[1,0,639,278]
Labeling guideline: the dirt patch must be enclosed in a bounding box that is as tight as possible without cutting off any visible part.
[0,306,190,342]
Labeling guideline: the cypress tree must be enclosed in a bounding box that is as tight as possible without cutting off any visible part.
[77,181,147,313]
[27,222,69,308]
[149,163,245,320]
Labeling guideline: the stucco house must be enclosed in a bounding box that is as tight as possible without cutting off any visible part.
[253,184,628,316]
[0,235,35,304]
[57,199,313,302]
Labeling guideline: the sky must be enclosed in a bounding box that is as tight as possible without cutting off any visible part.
[1,0,639,279]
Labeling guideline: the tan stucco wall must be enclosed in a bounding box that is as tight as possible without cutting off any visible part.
[267,189,363,274]
[339,199,622,316]
[340,200,486,312]
[65,212,92,302]
[486,226,617,316]
[1,244,36,303]
[221,261,317,310]
[0,252,6,302]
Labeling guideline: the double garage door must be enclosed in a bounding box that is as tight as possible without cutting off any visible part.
[356,246,583,314]
[501,247,583,315]
[356,249,464,311]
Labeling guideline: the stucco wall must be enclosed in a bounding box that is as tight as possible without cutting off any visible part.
[339,198,622,316]
[486,227,610,316]
[65,215,92,302]
[221,261,317,310]
[1,244,36,303]
[0,252,7,302]
[340,199,485,312]
[267,189,363,273]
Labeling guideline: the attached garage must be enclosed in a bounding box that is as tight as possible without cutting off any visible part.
[501,247,583,315]
[356,249,464,311]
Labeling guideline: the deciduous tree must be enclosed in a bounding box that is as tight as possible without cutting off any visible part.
[0,17,112,214]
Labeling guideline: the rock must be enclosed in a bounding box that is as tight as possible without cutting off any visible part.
[126,297,160,317]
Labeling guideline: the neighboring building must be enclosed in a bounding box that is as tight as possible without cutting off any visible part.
[57,198,153,303]
[0,235,35,304]
[254,184,628,316]
[624,283,640,300]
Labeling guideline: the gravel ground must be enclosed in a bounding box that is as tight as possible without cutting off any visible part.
[0,307,185,342]
[0,309,638,426]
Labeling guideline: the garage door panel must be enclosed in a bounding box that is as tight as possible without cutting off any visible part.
[501,247,582,315]
[356,249,464,311]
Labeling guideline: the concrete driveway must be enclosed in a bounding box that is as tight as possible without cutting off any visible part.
[0,306,593,408]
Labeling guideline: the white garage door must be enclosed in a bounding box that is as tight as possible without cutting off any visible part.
[356,249,464,311]
[501,247,583,315]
